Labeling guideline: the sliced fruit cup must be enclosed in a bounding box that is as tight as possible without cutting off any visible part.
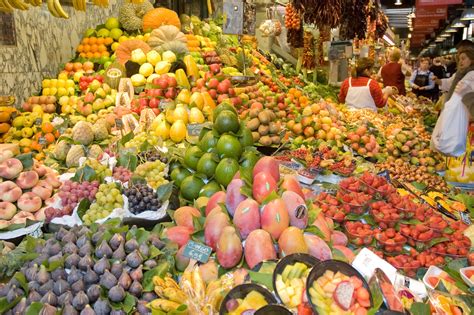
[319,200,349,223]
[422,265,462,295]
[459,266,474,288]
[339,178,367,193]
[220,283,277,315]
[375,233,407,254]
[344,222,374,246]
[370,209,400,229]
[431,244,471,258]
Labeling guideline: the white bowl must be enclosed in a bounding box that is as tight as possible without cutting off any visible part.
[422,265,444,290]
[460,266,474,288]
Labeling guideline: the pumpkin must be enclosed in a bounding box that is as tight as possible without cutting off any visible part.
[148,25,187,49]
[142,8,181,31]
[115,39,151,65]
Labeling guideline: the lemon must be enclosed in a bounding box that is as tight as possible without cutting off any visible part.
[19,138,32,147]
[49,87,58,96]
[42,88,51,96]
[155,121,170,140]
[111,42,120,51]
[57,87,68,97]
[173,105,188,124]
[32,105,43,115]
[170,120,186,143]
[42,79,51,88]
[21,127,33,138]
[189,108,205,124]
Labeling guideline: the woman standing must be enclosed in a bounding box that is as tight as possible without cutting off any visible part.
[430,57,446,102]
[380,48,407,96]
[339,58,389,111]
[410,58,436,99]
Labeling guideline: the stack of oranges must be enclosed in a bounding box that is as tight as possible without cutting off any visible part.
[77,37,113,59]
[22,122,60,157]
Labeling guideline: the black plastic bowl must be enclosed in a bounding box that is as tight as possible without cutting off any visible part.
[219,283,277,315]
[272,253,320,304]
[254,304,293,315]
[306,260,373,314]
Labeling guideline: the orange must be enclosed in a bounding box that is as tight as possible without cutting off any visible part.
[101,51,110,57]
[89,37,97,45]
[44,133,55,143]
[82,38,90,45]
[96,37,105,45]
[98,44,106,52]
[79,53,86,58]
[90,44,98,52]
[77,44,84,52]
[83,61,94,71]
[93,52,101,59]
[0,112,10,122]
[73,62,83,71]
[30,141,42,151]
[86,52,94,59]
[0,122,10,133]
[54,130,60,138]
[83,45,91,52]
[22,147,31,153]
[104,37,113,45]
[41,122,54,133]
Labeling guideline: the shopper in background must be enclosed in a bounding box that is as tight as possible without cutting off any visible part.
[430,57,446,102]
[379,47,406,96]
[410,57,436,99]
[446,55,457,77]
[339,58,391,111]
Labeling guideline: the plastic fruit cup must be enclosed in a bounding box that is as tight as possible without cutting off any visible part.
[375,233,406,254]
[344,223,374,246]
[370,209,399,228]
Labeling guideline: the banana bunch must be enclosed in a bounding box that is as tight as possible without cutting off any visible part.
[71,0,85,11]
[47,0,68,18]
[0,0,29,11]
[91,0,107,8]
[150,276,188,313]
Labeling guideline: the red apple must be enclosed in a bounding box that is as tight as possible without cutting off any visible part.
[167,76,177,88]
[208,89,217,99]
[209,63,221,74]
[217,94,229,104]
[149,98,160,108]
[165,87,176,99]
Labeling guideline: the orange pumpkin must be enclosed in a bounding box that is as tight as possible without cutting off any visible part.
[142,8,181,31]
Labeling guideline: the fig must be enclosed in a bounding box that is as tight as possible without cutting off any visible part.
[53,278,69,296]
[80,305,96,315]
[71,279,85,293]
[142,292,157,302]
[109,233,124,250]
[12,297,26,314]
[36,265,50,284]
[33,253,49,265]
[79,254,94,271]
[67,266,82,284]
[63,242,79,255]
[139,243,150,258]
[118,272,132,290]
[40,290,58,306]
[51,267,66,281]
[136,300,150,314]
[124,239,139,253]
[48,253,63,265]
[62,231,77,244]
[129,280,143,297]
[58,291,73,306]
[39,303,57,315]
[130,265,143,282]
[72,291,89,311]
[84,267,99,285]
[62,304,79,315]
[91,231,104,245]
[39,280,54,296]
[28,290,42,302]
[93,298,111,315]
[126,250,143,268]
[112,242,126,260]
[148,234,165,249]
[93,256,110,275]
[79,242,93,257]
[24,264,38,282]
[108,285,125,302]
[65,253,81,269]
[110,262,123,279]
[76,235,89,248]
[0,284,9,296]
[47,242,62,256]
[87,284,101,303]
[95,240,113,259]
[144,260,157,269]
[99,270,117,290]
[110,311,126,315]
[56,227,68,240]
[28,281,40,292]
[77,225,91,235]
[6,286,19,303]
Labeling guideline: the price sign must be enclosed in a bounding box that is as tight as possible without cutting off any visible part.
[35,118,42,126]
[377,170,391,182]
[223,0,243,35]
[28,226,43,239]
[187,123,205,137]
[38,136,47,145]
[460,211,472,225]
[115,118,123,129]
[182,240,212,263]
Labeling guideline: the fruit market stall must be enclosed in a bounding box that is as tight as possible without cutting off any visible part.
[1,2,474,315]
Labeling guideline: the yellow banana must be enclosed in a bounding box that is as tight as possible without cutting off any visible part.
[0,0,14,11]
[163,288,187,304]
[8,0,28,10]
[153,276,166,287]
[149,299,180,312]
[164,277,180,290]
[53,0,68,18]
[192,268,205,301]
[47,0,59,17]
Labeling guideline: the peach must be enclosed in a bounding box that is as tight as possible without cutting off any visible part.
[33,162,48,177]
[0,220,8,229]
[0,150,14,163]
[0,181,22,202]
[10,211,35,224]
[16,171,39,189]
[35,208,46,221]
[44,173,61,189]
[32,180,53,200]
[0,158,23,179]
[0,201,17,220]
[17,192,42,213]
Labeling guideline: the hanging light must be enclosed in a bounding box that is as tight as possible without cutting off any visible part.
[408,33,412,38]
[461,8,474,21]
[395,0,402,5]
[441,33,451,38]
[446,28,458,33]
[452,19,466,28]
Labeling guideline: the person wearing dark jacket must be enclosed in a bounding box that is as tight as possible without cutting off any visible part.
[430,57,446,102]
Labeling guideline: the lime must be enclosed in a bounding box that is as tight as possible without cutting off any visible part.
[216,134,242,159]
[196,153,219,178]
[170,167,191,187]
[105,17,120,30]
[239,125,254,147]
[183,146,203,170]
[215,158,240,187]
[169,161,181,172]
[214,110,240,134]
[97,28,110,38]
[240,150,260,170]
[180,175,205,201]
[199,181,222,197]
[198,130,218,152]
[213,102,237,122]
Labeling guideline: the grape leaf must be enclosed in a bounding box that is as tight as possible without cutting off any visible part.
[76,198,91,220]
[16,153,34,170]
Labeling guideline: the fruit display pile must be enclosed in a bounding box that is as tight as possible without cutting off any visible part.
[1,5,474,315]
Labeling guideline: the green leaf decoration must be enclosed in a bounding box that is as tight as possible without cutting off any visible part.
[25,302,43,315]
[410,302,431,315]
[117,152,138,171]
[156,182,174,203]
[142,261,171,292]
[304,226,327,240]
[110,293,135,313]
[71,164,97,182]
[14,272,29,294]
[260,191,279,205]
[16,153,34,170]
[248,270,274,290]
[0,296,21,314]
[119,132,134,146]
[76,198,91,220]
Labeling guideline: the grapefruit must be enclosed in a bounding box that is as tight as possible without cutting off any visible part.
[215,158,240,187]
[199,181,222,197]
[180,175,205,201]
[214,110,239,134]
[213,102,237,122]
[196,153,219,178]
[170,167,191,187]
[184,146,203,170]
[217,134,242,159]
[198,130,218,152]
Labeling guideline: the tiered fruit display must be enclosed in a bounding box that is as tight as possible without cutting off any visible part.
[75,81,116,117]
[346,124,380,158]
[245,107,283,146]
[0,151,61,228]
[82,182,123,224]
[41,73,76,98]
[0,105,17,139]
[22,96,57,114]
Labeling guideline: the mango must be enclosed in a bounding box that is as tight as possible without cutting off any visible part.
[225,179,246,216]
[204,212,230,250]
[312,213,332,242]
[173,206,201,230]
[175,245,190,271]
[206,191,226,215]
[282,191,308,229]
[331,231,348,246]
[303,234,332,261]
[244,229,277,269]
[253,156,280,182]
[281,175,305,199]
[216,226,243,269]
[233,198,261,239]
[253,172,277,203]
[199,259,218,284]
[278,227,308,257]
[165,226,193,247]
[333,245,355,263]
[260,198,289,240]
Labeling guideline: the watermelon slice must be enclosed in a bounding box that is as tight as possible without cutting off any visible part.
[333,280,355,311]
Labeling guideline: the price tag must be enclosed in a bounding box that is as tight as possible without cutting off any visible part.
[182,240,212,263]
[38,136,47,145]
[35,118,42,126]
[28,226,43,239]
[187,123,205,137]
[223,0,244,35]
[460,211,472,225]
[377,170,391,182]
[115,118,123,129]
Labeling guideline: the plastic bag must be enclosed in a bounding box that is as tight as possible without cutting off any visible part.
[431,93,469,157]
